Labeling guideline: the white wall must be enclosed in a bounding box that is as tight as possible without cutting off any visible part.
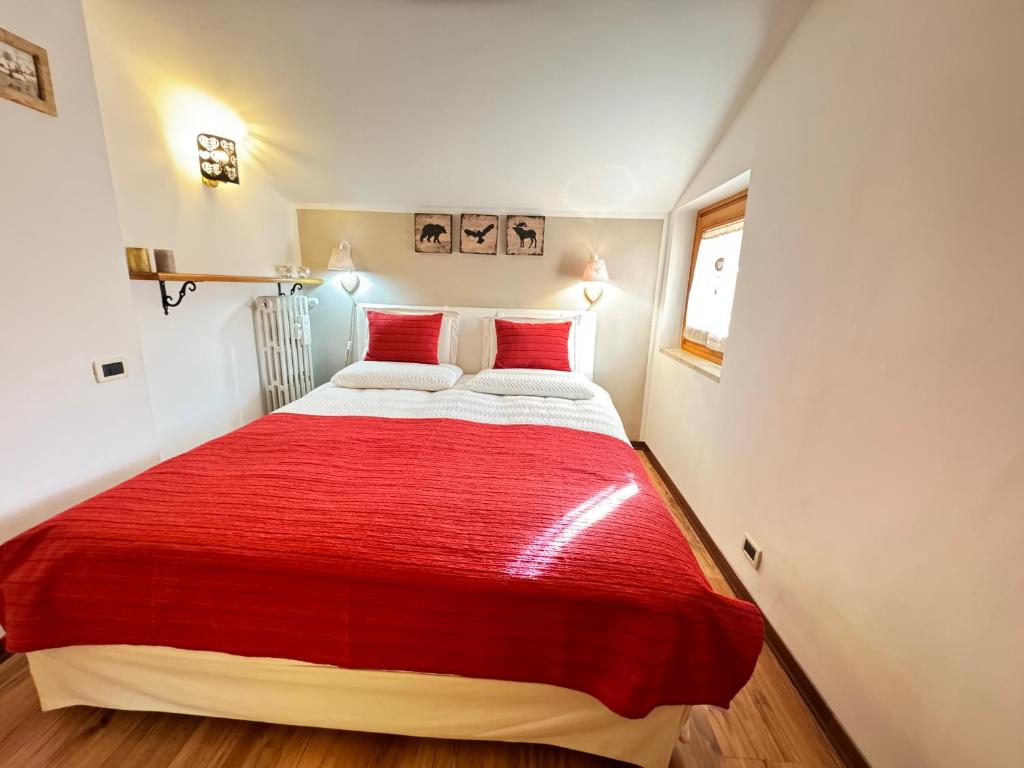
[84,0,809,217]
[643,1,1024,766]
[0,0,158,545]
[82,1,300,458]
[297,210,664,440]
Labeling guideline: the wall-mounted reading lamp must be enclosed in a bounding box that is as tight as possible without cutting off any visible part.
[328,241,359,293]
[329,241,360,366]
[581,253,609,307]
[197,133,239,187]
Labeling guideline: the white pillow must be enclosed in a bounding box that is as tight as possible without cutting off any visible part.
[358,307,460,365]
[465,368,596,400]
[482,312,584,372]
[331,361,463,391]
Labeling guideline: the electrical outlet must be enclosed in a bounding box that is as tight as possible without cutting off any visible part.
[742,534,763,570]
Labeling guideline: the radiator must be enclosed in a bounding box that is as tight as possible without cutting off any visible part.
[252,294,316,412]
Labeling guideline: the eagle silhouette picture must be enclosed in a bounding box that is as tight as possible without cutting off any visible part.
[459,214,499,254]
[464,223,495,244]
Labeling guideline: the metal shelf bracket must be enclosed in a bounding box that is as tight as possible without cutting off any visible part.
[160,280,198,315]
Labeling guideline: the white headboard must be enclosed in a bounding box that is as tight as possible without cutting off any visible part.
[354,304,597,379]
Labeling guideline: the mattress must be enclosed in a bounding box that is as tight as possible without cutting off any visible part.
[0,380,763,720]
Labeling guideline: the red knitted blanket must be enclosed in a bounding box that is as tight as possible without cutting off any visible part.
[0,414,763,717]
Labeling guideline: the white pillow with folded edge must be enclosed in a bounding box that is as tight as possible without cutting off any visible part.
[332,361,463,392]
[465,368,596,400]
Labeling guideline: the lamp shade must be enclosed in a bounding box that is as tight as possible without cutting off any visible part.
[582,256,609,282]
[328,241,355,271]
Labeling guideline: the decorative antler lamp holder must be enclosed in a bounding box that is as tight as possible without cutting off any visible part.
[581,253,610,307]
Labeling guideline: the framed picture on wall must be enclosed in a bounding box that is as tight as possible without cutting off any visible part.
[506,215,545,255]
[0,27,57,116]
[414,213,453,254]
[459,214,498,254]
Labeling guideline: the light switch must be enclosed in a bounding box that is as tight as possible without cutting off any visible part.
[742,534,763,570]
[93,357,128,383]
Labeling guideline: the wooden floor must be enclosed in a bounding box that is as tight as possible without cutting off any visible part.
[0,454,843,768]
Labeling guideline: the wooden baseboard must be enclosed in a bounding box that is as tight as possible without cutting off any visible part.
[639,444,871,768]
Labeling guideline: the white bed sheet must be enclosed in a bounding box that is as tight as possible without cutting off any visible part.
[278,376,629,443]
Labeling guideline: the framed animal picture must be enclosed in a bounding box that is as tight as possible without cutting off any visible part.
[0,27,57,116]
[506,215,545,256]
[414,213,452,254]
[459,214,498,254]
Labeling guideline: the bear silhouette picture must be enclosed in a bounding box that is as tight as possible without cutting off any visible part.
[420,223,447,243]
[414,214,453,253]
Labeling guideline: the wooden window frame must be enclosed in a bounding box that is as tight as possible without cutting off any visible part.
[680,190,748,364]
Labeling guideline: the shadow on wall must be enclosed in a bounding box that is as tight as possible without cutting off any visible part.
[555,245,590,280]
[304,270,374,386]
[225,299,264,422]
[0,461,153,546]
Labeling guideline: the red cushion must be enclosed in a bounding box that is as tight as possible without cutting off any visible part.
[493,319,572,371]
[365,311,442,364]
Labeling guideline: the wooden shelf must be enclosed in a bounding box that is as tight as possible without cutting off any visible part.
[129,271,322,286]
[129,271,322,315]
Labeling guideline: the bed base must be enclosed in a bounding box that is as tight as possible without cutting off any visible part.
[27,645,692,768]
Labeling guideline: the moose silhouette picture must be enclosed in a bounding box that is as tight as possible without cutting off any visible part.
[414,213,453,253]
[459,214,498,254]
[506,215,545,255]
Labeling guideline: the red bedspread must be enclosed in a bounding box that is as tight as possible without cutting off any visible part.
[0,414,763,717]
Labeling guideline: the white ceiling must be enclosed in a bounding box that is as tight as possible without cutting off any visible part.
[85,0,810,217]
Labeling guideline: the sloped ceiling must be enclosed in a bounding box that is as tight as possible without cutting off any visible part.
[84,0,809,217]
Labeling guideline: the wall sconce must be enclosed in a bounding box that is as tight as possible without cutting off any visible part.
[197,133,239,187]
[329,240,359,366]
[581,252,609,307]
[328,241,360,294]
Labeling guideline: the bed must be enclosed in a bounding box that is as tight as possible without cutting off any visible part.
[0,305,763,768]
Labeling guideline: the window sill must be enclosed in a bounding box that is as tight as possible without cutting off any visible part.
[659,347,722,382]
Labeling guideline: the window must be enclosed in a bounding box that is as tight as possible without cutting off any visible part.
[680,190,747,364]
